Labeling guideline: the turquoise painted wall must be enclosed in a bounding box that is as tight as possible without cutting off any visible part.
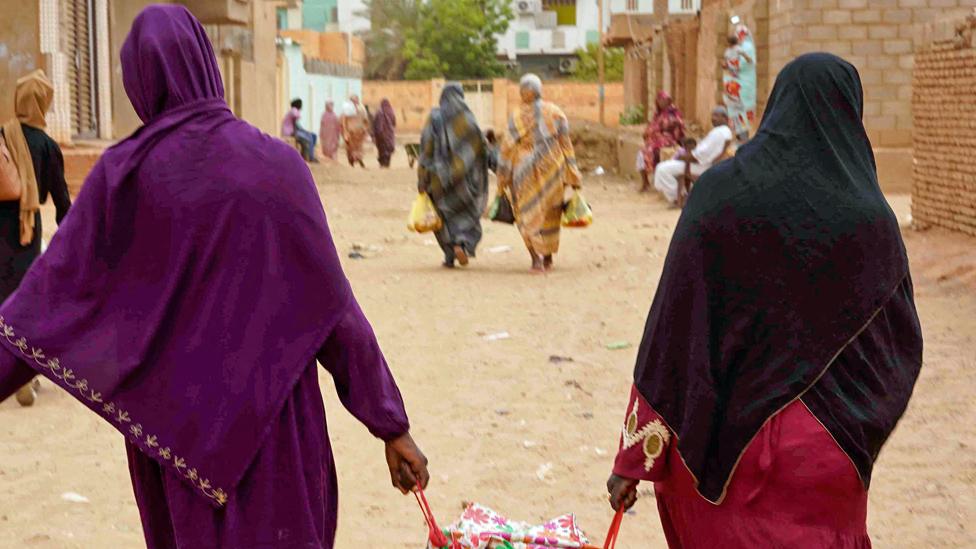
[283,44,362,135]
[302,0,337,32]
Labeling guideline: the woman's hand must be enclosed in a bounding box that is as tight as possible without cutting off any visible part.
[607,473,639,512]
[385,432,430,494]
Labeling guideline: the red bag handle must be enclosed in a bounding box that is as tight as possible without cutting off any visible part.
[603,508,625,549]
[414,486,457,548]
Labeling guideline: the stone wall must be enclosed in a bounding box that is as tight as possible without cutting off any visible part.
[912,11,976,236]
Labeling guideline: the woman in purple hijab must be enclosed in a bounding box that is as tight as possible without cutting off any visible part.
[0,6,428,548]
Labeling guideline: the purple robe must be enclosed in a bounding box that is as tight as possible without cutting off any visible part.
[0,6,410,547]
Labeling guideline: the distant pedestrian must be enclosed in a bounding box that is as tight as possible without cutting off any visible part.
[372,98,397,168]
[281,98,318,163]
[0,69,71,407]
[319,100,341,161]
[341,95,369,168]
[0,6,428,548]
[417,83,490,268]
[722,24,757,144]
[498,74,582,273]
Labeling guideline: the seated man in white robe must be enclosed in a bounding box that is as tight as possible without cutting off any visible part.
[653,106,734,204]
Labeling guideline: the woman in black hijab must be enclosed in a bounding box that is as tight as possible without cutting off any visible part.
[606,53,922,547]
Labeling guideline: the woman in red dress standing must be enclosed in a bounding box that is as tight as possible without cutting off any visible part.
[639,92,685,193]
[607,53,923,547]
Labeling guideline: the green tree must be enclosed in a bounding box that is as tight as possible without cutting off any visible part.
[572,43,625,82]
[402,0,513,80]
[358,0,422,80]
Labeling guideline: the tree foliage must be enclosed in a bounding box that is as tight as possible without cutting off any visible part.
[359,0,422,80]
[573,43,625,82]
[360,0,513,80]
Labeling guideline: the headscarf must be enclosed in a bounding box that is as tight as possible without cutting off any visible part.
[372,98,397,149]
[2,70,53,245]
[654,90,674,115]
[419,83,488,202]
[633,53,921,503]
[0,5,351,507]
[520,73,543,103]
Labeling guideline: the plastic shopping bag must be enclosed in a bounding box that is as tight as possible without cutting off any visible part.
[561,190,593,228]
[408,192,443,233]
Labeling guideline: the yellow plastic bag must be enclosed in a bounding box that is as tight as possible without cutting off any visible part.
[407,192,443,233]
[561,190,593,228]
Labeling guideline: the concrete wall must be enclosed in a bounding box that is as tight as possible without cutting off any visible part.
[361,80,439,132]
[281,42,362,135]
[912,14,976,236]
[238,1,280,136]
[0,1,43,123]
[362,79,627,134]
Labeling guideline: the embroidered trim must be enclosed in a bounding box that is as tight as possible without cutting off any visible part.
[0,317,228,506]
[622,397,671,471]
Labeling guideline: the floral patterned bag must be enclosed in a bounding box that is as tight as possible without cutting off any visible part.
[416,487,623,549]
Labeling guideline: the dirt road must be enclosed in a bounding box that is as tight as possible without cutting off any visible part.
[1,150,974,548]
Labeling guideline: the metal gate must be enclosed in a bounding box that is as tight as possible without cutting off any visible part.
[62,0,99,139]
[461,81,494,130]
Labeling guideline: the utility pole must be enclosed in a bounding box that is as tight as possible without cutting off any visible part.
[598,0,605,125]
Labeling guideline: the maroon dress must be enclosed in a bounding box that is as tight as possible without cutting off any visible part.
[613,386,871,548]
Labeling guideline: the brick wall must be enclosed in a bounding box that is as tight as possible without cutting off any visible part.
[688,0,975,147]
[911,12,976,236]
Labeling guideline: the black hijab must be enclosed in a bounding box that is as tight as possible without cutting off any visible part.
[633,53,922,503]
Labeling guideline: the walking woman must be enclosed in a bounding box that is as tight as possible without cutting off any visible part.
[638,91,685,193]
[498,74,582,273]
[417,83,489,268]
[0,7,428,548]
[606,53,922,548]
[319,100,341,161]
[0,69,71,407]
[373,98,397,168]
[722,23,758,144]
[341,96,369,168]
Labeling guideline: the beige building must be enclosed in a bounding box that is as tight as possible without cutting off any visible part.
[0,0,283,144]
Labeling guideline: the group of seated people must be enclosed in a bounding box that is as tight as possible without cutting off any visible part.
[638,91,736,206]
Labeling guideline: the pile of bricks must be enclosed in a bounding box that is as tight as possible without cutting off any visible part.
[912,11,976,237]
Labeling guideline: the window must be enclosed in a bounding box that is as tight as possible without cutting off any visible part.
[586,30,600,45]
[516,31,531,50]
[543,0,576,25]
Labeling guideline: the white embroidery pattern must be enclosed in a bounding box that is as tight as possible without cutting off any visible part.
[0,317,228,506]
[622,397,671,471]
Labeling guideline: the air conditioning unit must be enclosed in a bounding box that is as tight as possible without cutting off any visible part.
[516,0,542,15]
[558,57,578,74]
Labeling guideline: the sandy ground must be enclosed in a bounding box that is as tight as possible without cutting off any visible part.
[1,148,974,549]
